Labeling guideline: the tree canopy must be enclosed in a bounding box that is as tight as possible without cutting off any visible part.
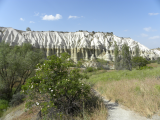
[132,56,150,69]
[0,41,45,101]
[26,27,31,31]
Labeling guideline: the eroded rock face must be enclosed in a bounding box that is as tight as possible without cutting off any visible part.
[0,27,159,62]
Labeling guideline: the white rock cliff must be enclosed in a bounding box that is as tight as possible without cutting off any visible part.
[0,27,160,63]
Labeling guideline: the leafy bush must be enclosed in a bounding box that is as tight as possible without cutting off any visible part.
[42,90,104,119]
[132,56,149,68]
[9,92,26,107]
[136,66,153,70]
[0,85,10,100]
[26,27,31,31]
[21,53,96,118]
[0,99,9,117]
[85,67,96,72]
[157,57,160,64]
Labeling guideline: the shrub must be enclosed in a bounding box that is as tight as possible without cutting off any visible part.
[132,56,149,69]
[157,57,160,64]
[136,66,153,70]
[9,92,26,107]
[0,99,9,117]
[85,67,96,72]
[26,27,31,31]
[0,40,45,101]
[21,53,95,118]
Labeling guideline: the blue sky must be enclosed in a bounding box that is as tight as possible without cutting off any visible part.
[0,0,160,49]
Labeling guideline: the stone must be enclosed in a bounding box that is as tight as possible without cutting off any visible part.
[0,27,159,63]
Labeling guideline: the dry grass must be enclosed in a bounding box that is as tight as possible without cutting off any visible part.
[71,102,107,120]
[147,63,160,68]
[94,77,160,117]
[1,97,107,120]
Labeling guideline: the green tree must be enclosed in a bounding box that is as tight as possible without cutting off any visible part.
[0,41,45,101]
[21,53,94,118]
[135,44,140,57]
[157,57,160,64]
[131,56,149,69]
[114,41,121,70]
[122,43,132,71]
[26,27,31,31]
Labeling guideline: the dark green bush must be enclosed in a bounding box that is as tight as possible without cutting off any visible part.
[136,66,153,70]
[21,53,96,117]
[0,99,9,117]
[157,57,160,64]
[41,89,104,120]
[85,67,96,72]
[9,92,26,107]
[132,56,150,68]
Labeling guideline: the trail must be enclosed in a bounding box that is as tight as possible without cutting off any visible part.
[92,89,160,120]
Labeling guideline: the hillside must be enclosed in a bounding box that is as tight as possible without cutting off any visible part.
[0,27,160,62]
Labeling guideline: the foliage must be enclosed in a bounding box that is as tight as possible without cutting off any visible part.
[0,40,45,101]
[26,27,31,31]
[21,52,95,118]
[136,66,153,70]
[132,56,149,69]
[157,57,160,64]
[0,99,9,117]
[85,67,97,72]
[135,44,140,57]
[122,43,132,71]
[114,41,121,70]
[92,31,95,34]
[9,91,26,107]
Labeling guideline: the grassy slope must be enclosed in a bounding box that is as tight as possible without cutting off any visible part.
[85,63,160,118]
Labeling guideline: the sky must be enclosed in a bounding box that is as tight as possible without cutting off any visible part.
[0,0,160,49]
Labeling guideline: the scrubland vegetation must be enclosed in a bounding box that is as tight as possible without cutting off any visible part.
[0,40,160,120]
[0,41,107,120]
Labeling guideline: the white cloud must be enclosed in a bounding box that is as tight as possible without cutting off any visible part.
[20,18,24,21]
[68,15,84,19]
[143,27,156,32]
[124,30,128,32]
[148,13,159,16]
[42,14,62,21]
[141,33,148,37]
[68,15,79,19]
[34,12,39,16]
[143,27,151,32]
[149,36,160,39]
[30,21,35,23]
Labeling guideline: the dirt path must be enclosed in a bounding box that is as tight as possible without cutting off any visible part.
[93,89,160,120]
